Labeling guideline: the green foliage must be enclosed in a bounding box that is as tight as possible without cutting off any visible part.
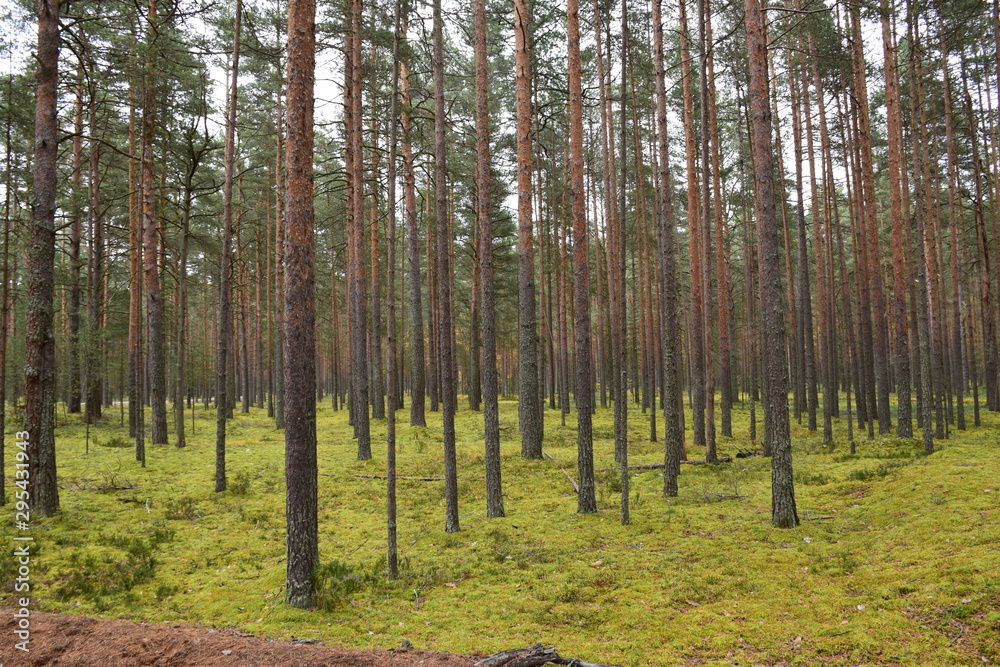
[53,526,174,610]
[313,560,380,611]
[98,435,131,449]
[164,496,201,520]
[845,460,909,482]
[229,470,253,495]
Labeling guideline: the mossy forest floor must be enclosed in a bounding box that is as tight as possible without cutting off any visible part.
[2,396,998,666]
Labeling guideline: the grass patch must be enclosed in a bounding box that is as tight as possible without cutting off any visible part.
[5,394,999,666]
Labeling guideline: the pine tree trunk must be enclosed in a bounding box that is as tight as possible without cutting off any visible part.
[143,0,167,446]
[514,0,541,457]
[653,0,681,497]
[568,0,596,515]
[85,84,104,424]
[68,74,84,414]
[433,0,459,533]
[386,0,403,578]
[1,73,13,503]
[369,116,384,420]
[474,0,504,517]
[851,5,891,434]
[679,0,705,455]
[284,0,318,609]
[349,0,371,457]
[746,0,797,528]
[128,32,144,457]
[25,0,61,517]
[400,19,425,427]
[940,34,966,431]
[882,5,912,439]
[217,2,241,492]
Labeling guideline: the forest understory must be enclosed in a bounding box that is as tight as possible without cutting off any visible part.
[1,397,997,667]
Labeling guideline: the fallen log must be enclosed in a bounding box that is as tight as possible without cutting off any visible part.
[735,448,763,458]
[348,474,445,481]
[595,456,731,472]
[475,643,621,667]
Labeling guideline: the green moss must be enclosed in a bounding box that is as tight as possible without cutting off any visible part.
[3,396,999,665]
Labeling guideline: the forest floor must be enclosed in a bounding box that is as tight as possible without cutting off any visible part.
[1,396,999,666]
[0,608,474,665]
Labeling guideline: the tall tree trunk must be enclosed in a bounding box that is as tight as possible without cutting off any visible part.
[909,3,935,452]
[217,0,242,492]
[614,0,630,522]
[882,3,912,438]
[128,48,144,457]
[400,8,425,427]
[698,0,717,459]
[654,0,681,495]
[274,108,286,430]
[284,0,318,609]
[707,12,731,440]
[568,0,596,514]
[25,0,60,517]
[433,0,459,532]
[175,147,199,447]
[1,70,13,504]
[788,37,816,433]
[514,0,541,457]
[679,0,705,455]
[67,72,84,414]
[940,30,965,431]
[746,0,797,528]
[349,0,371,457]
[85,82,104,424]
[143,0,167,445]
[369,114,384,420]
[851,4,891,434]
[386,0,403,578]
[474,0,504,517]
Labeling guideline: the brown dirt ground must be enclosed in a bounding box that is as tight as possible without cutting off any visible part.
[1,610,477,666]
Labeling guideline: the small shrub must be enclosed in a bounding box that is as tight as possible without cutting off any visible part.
[165,496,201,520]
[55,527,171,608]
[98,436,131,449]
[313,559,377,610]
[229,470,253,495]
[156,583,180,599]
[597,468,622,493]
[845,460,909,482]
[795,470,834,486]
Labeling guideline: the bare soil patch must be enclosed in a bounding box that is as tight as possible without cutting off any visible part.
[1,610,475,666]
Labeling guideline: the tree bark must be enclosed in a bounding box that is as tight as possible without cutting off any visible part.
[400,9,425,427]
[568,0,596,514]
[386,0,403,578]
[284,0,318,609]
[433,0,459,532]
[882,3,912,438]
[514,0,541,458]
[654,0,681,498]
[216,0,242,492]
[474,0,504,517]
[25,0,61,517]
[746,0,797,528]
[349,0,371,457]
[143,0,167,445]
[67,72,84,414]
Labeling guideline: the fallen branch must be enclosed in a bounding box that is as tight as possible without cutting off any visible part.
[595,456,731,472]
[542,449,579,493]
[475,644,621,667]
[348,474,445,481]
